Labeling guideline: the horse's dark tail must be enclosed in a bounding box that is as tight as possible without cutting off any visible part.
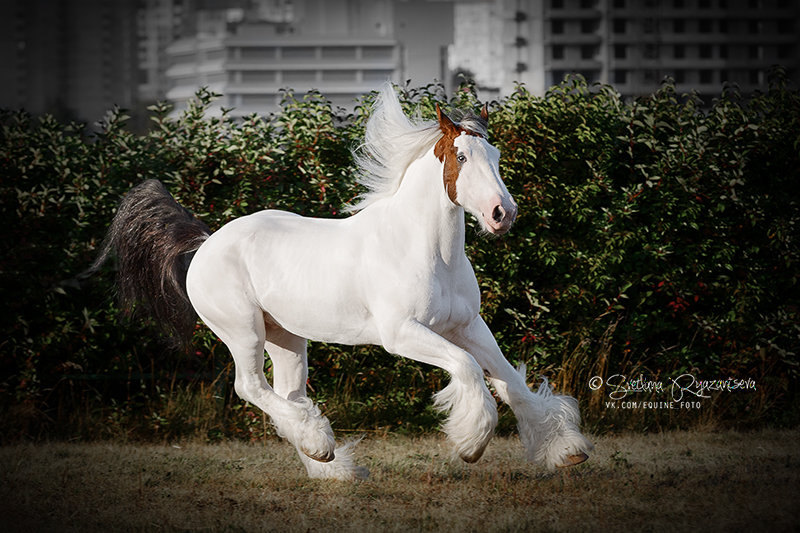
[87,179,211,348]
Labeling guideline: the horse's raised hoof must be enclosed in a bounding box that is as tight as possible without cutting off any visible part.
[459,452,481,464]
[557,452,589,468]
[458,444,488,464]
[303,448,335,463]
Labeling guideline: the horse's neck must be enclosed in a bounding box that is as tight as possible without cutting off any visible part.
[382,150,465,266]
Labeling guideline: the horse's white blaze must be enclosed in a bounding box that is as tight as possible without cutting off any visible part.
[183,84,591,479]
[451,133,517,235]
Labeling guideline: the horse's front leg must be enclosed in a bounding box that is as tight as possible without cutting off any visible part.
[449,317,593,469]
[382,320,498,463]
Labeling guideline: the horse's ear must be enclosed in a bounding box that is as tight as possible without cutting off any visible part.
[480,104,489,122]
[436,103,458,135]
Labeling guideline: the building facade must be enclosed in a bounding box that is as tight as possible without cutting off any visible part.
[453,0,800,101]
[165,0,454,117]
[6,0,795,123]
[0,0,139,123]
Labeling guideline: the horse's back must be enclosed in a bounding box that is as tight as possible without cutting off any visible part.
[191,209,357,267]
[186,209,377,344]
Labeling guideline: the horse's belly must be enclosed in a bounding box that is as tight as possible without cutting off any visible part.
[261,289,380,346]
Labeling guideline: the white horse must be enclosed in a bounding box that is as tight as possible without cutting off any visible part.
[92,85,592,480]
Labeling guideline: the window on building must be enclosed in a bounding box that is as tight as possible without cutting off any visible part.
[321,70,356,83]
[699,44,712,58]
[581,45,596,59]
[699,69,713,84]
[673,0,684,7]
[613,0,625,7]
[674,69,686,83]
[699,0,711,8]
[749,69,762,84]
[719,44,728,59]
[643,18,656,33]
[581,19,598,33]
[613,19,626,34]
[551,0,564,8]
[748,20,761,34]
[241,70,277,83]
[551,70,568,84]
[777,20,794,34]
[241,46,276,61]
[362,46,393,61]
[719,19,728,33]
[581,0,597,8]
[283,70,316,84]
[674,44,685,59]
[283,47,316,61]
[614,44,627,59]
[322,47,356,60]
[673,19,685,33]
[778,44,793,59]
[644,44,659,59]
[643,69,659,84]
[552,19,565,34]
[699,19,712,33]
[614,69,628,84]
[748,45,761,59]
[552,45,565,60]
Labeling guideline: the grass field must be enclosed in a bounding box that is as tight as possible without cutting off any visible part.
[1,429,798,532]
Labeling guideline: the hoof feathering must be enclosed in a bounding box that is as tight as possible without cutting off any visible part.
[300,439,369,480]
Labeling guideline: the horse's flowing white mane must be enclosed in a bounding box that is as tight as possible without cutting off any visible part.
[348,84,488,212]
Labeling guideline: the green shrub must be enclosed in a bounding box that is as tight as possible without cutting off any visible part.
[485,73,799,430]
[1,74,798,441]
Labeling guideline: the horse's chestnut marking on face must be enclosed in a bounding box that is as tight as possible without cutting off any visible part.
[434,104,485,206]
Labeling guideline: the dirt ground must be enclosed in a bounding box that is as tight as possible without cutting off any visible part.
[1,429,798,532]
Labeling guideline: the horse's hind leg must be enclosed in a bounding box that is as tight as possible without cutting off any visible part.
[264,324,368,480]
[191,298,335,462]
[265,322,308,403]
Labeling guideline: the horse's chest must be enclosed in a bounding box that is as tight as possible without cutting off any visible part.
[416,267,480,331]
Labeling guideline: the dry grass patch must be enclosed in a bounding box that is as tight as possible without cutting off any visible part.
[1,429,798,532]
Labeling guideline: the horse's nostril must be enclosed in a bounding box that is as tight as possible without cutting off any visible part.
[492,205,505,223]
